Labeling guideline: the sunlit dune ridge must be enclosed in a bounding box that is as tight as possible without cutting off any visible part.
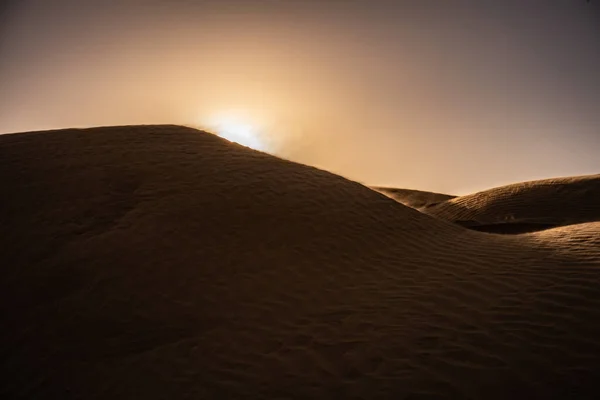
[1,125,600,399]
[371,186,457,210]
[374,174,600,234]
[423,174,600,225]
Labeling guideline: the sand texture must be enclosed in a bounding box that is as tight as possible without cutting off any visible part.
[1,125,600,399]
[370,187,456,210]
[420,175,600,233]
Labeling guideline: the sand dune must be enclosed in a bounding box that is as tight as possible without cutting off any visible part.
[2,125,600,399]
[370,187,456,210]
[420,175,600,233]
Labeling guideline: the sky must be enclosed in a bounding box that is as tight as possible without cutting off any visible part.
[1,0,599,194]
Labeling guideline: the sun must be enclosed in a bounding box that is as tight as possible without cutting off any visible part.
[208,116,267,151]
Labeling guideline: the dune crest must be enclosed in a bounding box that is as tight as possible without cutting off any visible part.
[370,186,456,210]
[1,125,600,399]
[422,175,600,233]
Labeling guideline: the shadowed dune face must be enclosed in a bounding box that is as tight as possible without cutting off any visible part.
[1,125,600,399]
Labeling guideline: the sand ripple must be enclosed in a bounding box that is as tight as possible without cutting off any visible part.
[1,125,599,399]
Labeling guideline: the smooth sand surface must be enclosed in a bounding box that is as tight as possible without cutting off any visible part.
[2,125,600,399]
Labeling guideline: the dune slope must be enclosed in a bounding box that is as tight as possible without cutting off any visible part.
[370,187,456,210]
[1,125,600,399]
[422,175,600,233]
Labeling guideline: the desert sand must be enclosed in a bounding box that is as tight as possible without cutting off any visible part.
[370,187,456,210]
[420,175,600,233]
[1,125,600,399]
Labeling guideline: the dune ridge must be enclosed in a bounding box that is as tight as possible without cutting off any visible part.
[370,187,456,210]
[1,125,600,399]
[421,175,600,233]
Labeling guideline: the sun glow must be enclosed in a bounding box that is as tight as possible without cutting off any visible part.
[207,115,267,151]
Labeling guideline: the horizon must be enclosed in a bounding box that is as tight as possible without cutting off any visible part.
[1,0,599,195]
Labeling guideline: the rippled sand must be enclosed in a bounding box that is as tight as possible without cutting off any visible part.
[1,125,599,399]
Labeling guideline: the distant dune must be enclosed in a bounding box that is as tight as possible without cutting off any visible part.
[420,175,600,233]
[370,187,456,210]
[1,125,600,399]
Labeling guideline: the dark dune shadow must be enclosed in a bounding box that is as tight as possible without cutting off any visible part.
[456,220,560,234]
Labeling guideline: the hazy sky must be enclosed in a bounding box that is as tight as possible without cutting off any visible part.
[1,0,599,194]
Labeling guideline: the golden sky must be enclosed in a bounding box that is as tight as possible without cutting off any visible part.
[1,0,599,194]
